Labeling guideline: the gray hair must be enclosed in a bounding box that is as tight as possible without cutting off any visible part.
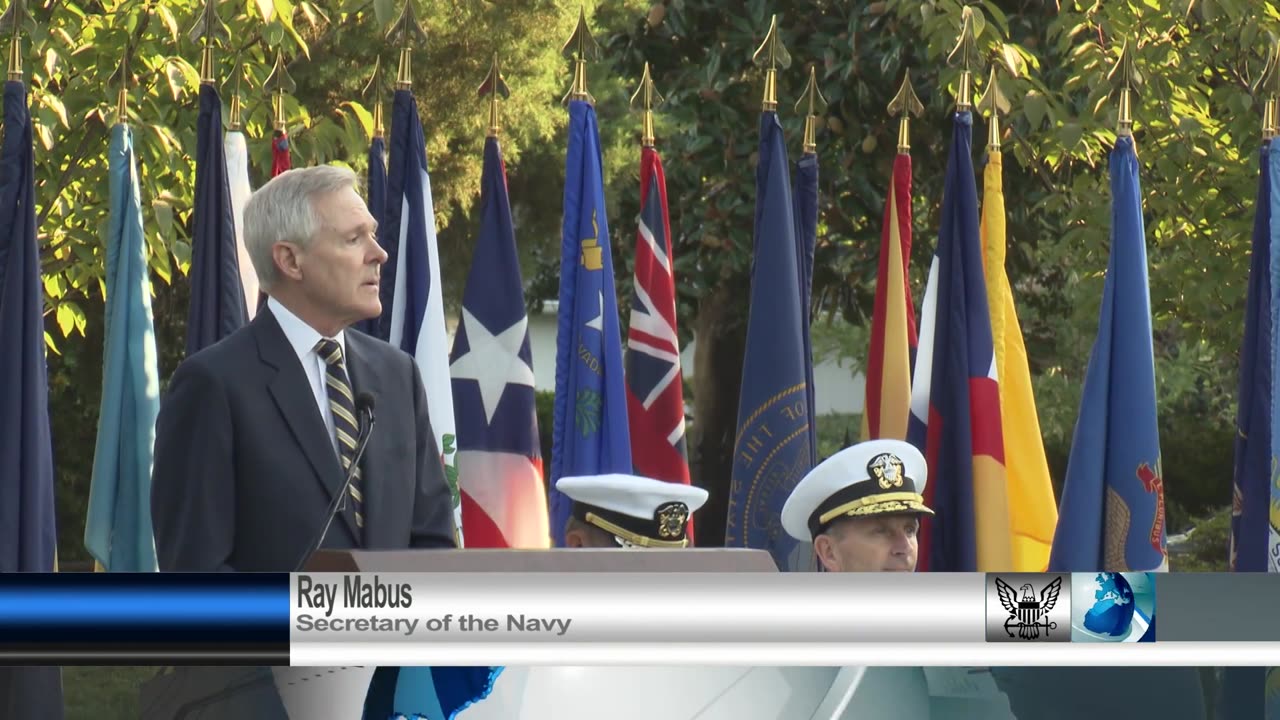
[242,165,360,291]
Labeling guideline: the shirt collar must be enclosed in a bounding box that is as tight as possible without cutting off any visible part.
[267,296,346,361]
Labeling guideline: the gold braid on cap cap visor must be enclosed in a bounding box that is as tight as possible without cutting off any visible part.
[585,512,689,548]
[818,492,934,525]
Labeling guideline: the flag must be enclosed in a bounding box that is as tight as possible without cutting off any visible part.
[724,112,814,571]
[862,152,919,441]
[547,100,633,545]
[449,136,548,549]
[1047,135,1167,573]
[907,111,1010,572]
[186,83,247,356]
[980,149,1058,572]
[224,128,258,320]
[271,127,291,177]
[1268,143,1280,572]
[354,134,388,337]
[363,666,503,720]
[624,145,692,538]
[0,78,64,718]
[792,151,819,467]
[83,121,161,572]
[382,88,462,535]
[1230,142,1271,572]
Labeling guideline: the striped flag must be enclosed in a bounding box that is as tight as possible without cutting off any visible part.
[382,88,462,537]
[862,152,918,442]
[450,136,548,548]
[980,150,1058,571]
[224,129,257,319]
[908,111,1010,571]
[625,145,693,538]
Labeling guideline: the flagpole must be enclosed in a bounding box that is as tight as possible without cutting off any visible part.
[1258,40,1279,140]
[479,52,509,139]
[4,0,21,81]
[1109,38,1141,138]
[188,0,228,85]
[112,49,129,126]
[977,65,1009,151]
[887,72,923,154]
[629,62,663,148]
[388,0,427,90]
[795,65,827,154]
[947,7,980,111]
[227,56,244,131]
[561,6,600,105]
[752,15,790,112]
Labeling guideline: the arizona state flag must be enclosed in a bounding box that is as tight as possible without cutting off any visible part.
[907,111,1010,571]
[863,152,919,442]
[625,146,693,536]
[980,150,1058,572]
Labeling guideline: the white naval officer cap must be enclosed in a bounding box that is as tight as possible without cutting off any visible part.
[555,473,709,548]
[780,439,934,543]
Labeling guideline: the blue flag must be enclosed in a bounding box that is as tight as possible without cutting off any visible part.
[725,112,813,571]
[354,135,388,337]
[906,112,1006,572]
[1268,145,1280,571]
[363,666,503,720]
[0,79,65,718]
[547,100,633,546]
[1230,142,1272,572]
[0,79,57,574]
[84,123,161,572]
[1048,136,1166,572]
[186,84,247,355]
[792,152,818,466]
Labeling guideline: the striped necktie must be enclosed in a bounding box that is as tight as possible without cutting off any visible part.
[315,338,364,540]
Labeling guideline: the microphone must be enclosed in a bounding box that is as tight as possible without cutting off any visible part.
[293,392,377,572]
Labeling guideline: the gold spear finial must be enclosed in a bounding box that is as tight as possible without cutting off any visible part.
[946,6,984,111]
[263,50,295,132]
[795,65,827,153]
[478,52,510,137]
[188,0,230,85]
[752,14,791,112]
[362,55,386,139]
[0,0,29,80]
[1255,37,1280,139]
[561,6,601,105]
[887,71,925,153]
[224,55,245,130]
[387,0,428,90]
[109,46,132,125]
[1107,37,1143,137]
[629,62,665,147]
[976,64,1010,150]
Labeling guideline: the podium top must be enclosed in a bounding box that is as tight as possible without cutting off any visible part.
[303,548,779,573]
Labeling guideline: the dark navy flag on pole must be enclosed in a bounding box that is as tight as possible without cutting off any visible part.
[725,111,814,571]
[792,151,818,467]
[547,99,633,546]
[1230,141,1272,572]
[186,83,247,356]
[354,133,388,337]
[0,77,65,718]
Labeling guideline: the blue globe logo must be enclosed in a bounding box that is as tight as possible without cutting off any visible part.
[1082,572,1135,637]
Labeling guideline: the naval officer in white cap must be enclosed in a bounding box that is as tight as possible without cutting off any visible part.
[781,439,933,572]
[555,473,709,548]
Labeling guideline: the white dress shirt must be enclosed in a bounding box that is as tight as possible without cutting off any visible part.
[267,297,346,459]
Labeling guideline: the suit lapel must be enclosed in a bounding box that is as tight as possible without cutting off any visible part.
[254,311,360,542]
[343,331,385,547]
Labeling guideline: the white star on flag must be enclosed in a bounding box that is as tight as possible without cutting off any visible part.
[450,308,535,424]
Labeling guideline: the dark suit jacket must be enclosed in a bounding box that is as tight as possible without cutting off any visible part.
[151,309,457,572]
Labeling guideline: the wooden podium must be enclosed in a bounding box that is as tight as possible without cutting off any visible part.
[302,548,779,573]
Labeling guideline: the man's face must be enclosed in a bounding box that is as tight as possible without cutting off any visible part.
[814,513,920,572]
[292,187,385,329]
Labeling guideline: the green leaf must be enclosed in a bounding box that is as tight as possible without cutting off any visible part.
[156,5,181,42]
[257,0,277,22]
[152,199,174,238]
[55,302,78,337]
[343,101,374,139]
[172,239,192,270]
[43,273,65,299]
[273,0,294,29]
[374,0,395,29]
[1059,122,1084,150]
[1023,89,1048,129]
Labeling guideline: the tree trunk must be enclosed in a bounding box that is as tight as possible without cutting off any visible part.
[689,282,747,548]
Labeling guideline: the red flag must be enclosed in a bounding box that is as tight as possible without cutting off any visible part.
[271,129,291,177]
[625,147,694,540]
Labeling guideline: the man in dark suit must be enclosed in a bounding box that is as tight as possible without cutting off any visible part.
[152,165,457,572]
